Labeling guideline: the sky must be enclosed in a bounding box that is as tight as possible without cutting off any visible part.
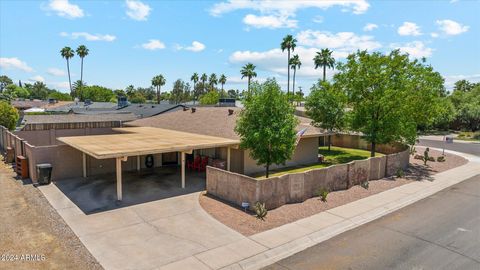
[0,0,479,94]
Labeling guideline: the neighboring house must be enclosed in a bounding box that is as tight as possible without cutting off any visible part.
[46,101,118,113]
[116,103,185,118]
[126,107,324,175]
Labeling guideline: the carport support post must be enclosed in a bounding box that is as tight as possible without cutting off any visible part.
[82,153,87,178]
[136,155,140,171]
[227,147,231,171]
[181,152,185,188]
[116,157,123,201]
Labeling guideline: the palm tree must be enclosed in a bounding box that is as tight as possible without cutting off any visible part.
[200,73,208,94]
[208,73,218,91]
[281,34,297,95]
[151,74,166,104]
[76,45,89,87]
[240,63,257,93]
[313,48,335,82]
[60,46,75,96]
[190,72,199,104]
[289,54,301,98]
[219,74,227,91]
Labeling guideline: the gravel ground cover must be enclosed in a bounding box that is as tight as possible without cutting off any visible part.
[0,161,103,270]
[200,147,467,236]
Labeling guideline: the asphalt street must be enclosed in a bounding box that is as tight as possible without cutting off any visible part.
[263,175,480,270]
[417,138,480,156]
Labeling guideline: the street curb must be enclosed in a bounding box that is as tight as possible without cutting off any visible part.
[221,150,480,270]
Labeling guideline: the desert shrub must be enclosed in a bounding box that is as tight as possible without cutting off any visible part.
[396,168,405,178]
[437,156,446,162]
[409,146,416,156]
[254,202,268,221]
[315,188,329,202]
[361,181,369,190]
[422,148,430,165]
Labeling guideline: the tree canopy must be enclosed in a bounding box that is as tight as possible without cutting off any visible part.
[334,50,444,156]
[0,101,19,130]
[235,79,298,178]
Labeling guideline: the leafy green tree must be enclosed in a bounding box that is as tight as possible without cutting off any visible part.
[305,81,346,151]
[314,48,335,82]
[0,75,13,92]
[190,73,199,103]
[219,74,227,92]
[200,73,208,93]
[48,91,72,101]
[129,92,146,103]
[450,84,480,131]
[27,81,49,100]
[136,87,155,101]
[208,73,218,91]
[72,80,86,98]
[281,34,297,95]
[334,50,445,157]
[235,79,298,178]
[60,46,75,96]
[151,75,166,104]
[240,63,257,93]
[76,45,89,86]
[4,84,30,99]
[171,79,190,104]
[0,101,19,130]
[199,90,219,105]
[114,89,126,97]
[78,85,115,102]
[289,54,301,97]
[227,89,237,99]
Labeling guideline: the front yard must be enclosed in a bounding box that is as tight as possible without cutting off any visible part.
[254,146,383,179]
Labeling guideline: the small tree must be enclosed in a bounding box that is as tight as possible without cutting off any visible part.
[235,79,298,178]
[305,81,346,151]
[199,90,219,105]
[0,101,19,130]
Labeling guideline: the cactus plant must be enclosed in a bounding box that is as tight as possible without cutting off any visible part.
[254,202,268,221]
[361,181,369,190]
[422,147,430,165]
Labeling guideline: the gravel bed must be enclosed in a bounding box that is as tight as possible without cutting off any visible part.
[200,148,467,236]
[0,161,103,270]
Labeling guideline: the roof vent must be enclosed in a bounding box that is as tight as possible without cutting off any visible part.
[228,109,234,115]
[191,108,196,113]
[183,107,188,111]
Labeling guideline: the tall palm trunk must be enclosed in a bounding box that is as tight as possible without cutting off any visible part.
[323,65,326,82]
[80,57,84,84]
[157,86,161,104]
[292,67,296,99]
[67,59,72,96]
[287,49,290,95]
[193,82,196,105]
[248,77,251,93]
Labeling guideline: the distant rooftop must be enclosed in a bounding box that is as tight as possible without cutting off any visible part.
[23,113,137,124]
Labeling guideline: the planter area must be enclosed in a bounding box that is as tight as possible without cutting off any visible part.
[200,147,467,236]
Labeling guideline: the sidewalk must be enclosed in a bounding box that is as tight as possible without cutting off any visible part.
[160,149,480,270]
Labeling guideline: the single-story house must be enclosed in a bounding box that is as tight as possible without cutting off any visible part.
[125,107,325,175]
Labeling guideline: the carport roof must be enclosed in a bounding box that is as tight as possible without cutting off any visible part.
[57,127,239,159]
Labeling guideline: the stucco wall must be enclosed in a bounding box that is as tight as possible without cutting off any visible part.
[15,128,117,146]
[206,138,409,210]
[243,137,319,175]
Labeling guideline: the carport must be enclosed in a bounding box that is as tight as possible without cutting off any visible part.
[58,127,239,201]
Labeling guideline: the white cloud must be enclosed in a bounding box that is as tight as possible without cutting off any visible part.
[141,39,166,50]
[391,41,433,59]
[46,0,84,19]
[444,74,480,90]
[61,32,116,42]
[430,32,439,38]
[297,30,381,54]
[29,75,45,83]
[210,0,369,16]
[125,0,151,21]
[436,19,469,35]
[0,57,34,72]
[184,41,206,52]
[243,14,297,29]
[397,22,422,36]
[47,68,66,77]
[210,0,368,29]
[363,23,378,31]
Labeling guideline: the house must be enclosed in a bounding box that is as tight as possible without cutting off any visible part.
[125,107,324,175]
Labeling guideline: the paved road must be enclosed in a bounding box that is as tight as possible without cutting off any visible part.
[417,139,480,156]
[263,175,480,270]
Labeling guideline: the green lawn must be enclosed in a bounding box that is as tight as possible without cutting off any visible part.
[254,146,383,179]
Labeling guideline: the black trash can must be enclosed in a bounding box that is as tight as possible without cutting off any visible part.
[36,163,52,185]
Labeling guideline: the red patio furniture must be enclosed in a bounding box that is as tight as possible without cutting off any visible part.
[187,155,201,170]
[198,156,209,172]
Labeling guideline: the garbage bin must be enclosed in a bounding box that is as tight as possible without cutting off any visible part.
[36,163,52,185]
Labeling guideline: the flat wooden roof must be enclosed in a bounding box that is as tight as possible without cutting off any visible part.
[58,127,239,159]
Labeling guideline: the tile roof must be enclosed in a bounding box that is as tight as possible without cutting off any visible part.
[126,107,325,140]
[23,113,137,124]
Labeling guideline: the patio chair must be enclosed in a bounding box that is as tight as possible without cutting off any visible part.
[198,156,209,172]
[187,155,201,170]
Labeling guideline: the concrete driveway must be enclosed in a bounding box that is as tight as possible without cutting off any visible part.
[38,167,245,270]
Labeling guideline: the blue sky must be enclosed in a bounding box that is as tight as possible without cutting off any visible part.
[0,0,479,94]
